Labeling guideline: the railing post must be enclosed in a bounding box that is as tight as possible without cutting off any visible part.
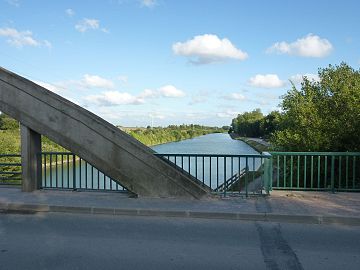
[20,124,42,191]
[262,152,272,195]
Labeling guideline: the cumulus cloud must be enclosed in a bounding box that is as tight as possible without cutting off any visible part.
[139,85,186,99]
[289,73,320,84]
[158,85,186,97]
[173,34,248,64]
[222,92,246,101]
[6,0,19,7]
[216,109,241,118]
[66,8,75,17]
[0,27,51,48]
[267,34,333,58]
[117,75,128,83]
[75,18,108,33]
[141,0,156,7]
[33,81,61,94]
[85,91,144,106]
[248,74,285,88]
[81,74,114,89]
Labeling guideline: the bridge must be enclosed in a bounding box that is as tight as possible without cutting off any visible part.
[1,68,359,197]
[0,67,211,199]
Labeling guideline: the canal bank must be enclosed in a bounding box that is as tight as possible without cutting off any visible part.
[229,133,270,153]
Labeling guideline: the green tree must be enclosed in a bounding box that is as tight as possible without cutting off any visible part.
[272,63,360,151]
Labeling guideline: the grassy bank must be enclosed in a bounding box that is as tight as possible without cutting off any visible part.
[122,125,226,146]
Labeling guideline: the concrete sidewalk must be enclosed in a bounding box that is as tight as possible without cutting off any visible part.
[0,187,359,226]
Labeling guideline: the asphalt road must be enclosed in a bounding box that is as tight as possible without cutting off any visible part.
[0,213,359,270]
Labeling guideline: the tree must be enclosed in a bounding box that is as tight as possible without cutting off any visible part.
[272,63,360,151]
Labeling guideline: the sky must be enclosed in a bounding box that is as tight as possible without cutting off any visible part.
[0,0,359,127]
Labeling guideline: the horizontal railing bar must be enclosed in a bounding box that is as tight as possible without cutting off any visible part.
[0,154,21,158]
[270,152,360,156]
[0,163,22,166]
[41,152,72,155]
[0,178,22,181]
[154,153,269,158]
[0,171,22,175]
[0,182,21,185]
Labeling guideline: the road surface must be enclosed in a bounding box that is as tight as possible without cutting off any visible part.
[0,212,359,270]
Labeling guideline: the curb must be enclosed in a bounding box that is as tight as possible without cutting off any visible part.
[1,202,359,226]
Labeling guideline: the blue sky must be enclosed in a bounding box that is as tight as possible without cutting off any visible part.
[0,0,359,127]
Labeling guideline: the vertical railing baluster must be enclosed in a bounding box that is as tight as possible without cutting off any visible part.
[91,165,94,189]
[223,157,226,197]
[353,156,356,189]
[317,156,320,189]
[209,157,212,189]
[43,153,46,188]
[79,158,82,189]
[311,155,314,189]
[324,156,328,189]
[61,154,64,189]
[297,155,300,188]
[195,156,198,179]
[245,158,249,198]
[277,155,280,188]
[338,156,342,189]
[331,155,335,192]
[346,156,349,189]
[202,156,205,185]
[216,157,219,189]
[73,155,76,190]
[97,168,100,190]
[290,155,293,189]
[304,156,307,189]
[67,154,70,188]
[283,156,286,188]
[55,154,58,188]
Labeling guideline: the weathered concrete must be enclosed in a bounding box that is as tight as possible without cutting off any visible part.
[20,124,42,192]
[0,67,210,198]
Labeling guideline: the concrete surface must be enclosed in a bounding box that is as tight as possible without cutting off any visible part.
[20,124,42,192]
[0,187,359,226]
[0,67,209,199]
[1,212,360,270]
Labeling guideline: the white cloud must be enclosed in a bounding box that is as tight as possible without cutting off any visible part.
[173,34,248,64]
[117,75,128,83]
[267,34,333,58]
[66,8,75,17]
[158,85,185,98]
[85,91,144,106]
[223,92,246,101]
[81,74,114,89]
[248,74,286,88]
[75,18,108,33]
[139,85,186,99]
[216,109,241,118]
[141,0,156,7]
[289,73,320,84]
[0,27,51,48]
[33,81,61,94]
[6,0,19,7]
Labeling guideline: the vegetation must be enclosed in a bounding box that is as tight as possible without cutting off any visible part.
[230,63,360,152]
[122,125,226,146]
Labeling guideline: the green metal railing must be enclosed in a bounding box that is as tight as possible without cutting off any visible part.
[41,152,126,192]
[0,154,22,185]
[270,152,360,192]
[154,153,273,196]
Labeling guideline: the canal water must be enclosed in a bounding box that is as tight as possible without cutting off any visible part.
[43,133,261,191]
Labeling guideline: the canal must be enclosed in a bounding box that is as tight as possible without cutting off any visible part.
[43,133,261,191]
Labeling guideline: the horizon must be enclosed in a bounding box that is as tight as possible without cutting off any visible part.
[0,0,359,127]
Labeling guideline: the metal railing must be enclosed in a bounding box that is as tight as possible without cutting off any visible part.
[154,153,272,196]
[41,152,126,192]
[0,154,22,185]
[270,152,360,192]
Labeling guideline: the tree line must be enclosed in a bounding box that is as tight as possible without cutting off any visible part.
[230,63,360,152]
